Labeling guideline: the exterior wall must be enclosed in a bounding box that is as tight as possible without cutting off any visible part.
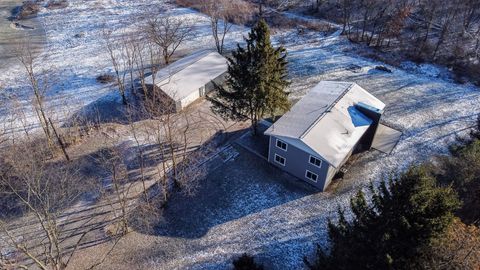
[177,72,228,110]
[268,136,330,190]
[323,146,355,189]
[324,165,337,189]
[355,103,383,150]
[180,89,201,110]
[205,72,227,93]
[145,84,177,113]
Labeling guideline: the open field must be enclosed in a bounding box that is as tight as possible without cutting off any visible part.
[1,0,480,269]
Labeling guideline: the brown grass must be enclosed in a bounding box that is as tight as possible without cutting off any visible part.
[17,1,41,20]
[46,0,69,10]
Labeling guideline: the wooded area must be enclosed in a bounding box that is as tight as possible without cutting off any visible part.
[273,0,480,84]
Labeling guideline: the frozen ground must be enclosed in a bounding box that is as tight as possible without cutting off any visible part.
[0,0,247,134]
[73,29,480,270]
[1,1,480,269]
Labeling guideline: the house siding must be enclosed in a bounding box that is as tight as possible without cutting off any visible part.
[268,136,330,190]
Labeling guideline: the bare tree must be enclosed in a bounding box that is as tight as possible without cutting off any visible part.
[15,43,71,162]
[432,4,460,59]
[131,34,162,100]
[340,0,355,35]
[95,138,135,237]
[103,29,132,105]
[16,44,53,147]
[125,106,150,203]
[139,88,209,207]
[200,0,251,54]
[0,141,98,270]
[145,14,193,65]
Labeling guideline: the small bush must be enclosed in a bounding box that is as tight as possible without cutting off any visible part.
[375,65,392,73]
[333,170,345,180]
[96,74,115,84]
[17,1,41,19]
[74,32,85,38]
[452,62,480,86]
[233,254,263,270]
[46,0,69,10]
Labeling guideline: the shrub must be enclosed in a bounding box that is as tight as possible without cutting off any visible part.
[424,218,480,269]
[96,74,115,84]
[17,1,41,19]
[46,0,69,10]
[442,139,480,225]
[233,254,263,270]
[375,65,392,73]
[452,62,480,87]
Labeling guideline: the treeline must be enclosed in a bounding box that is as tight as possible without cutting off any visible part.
[308,0,480,84]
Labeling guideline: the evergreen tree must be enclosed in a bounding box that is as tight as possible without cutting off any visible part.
[211,19,290,134]
[307,166,460,270]
[442,138,480,225]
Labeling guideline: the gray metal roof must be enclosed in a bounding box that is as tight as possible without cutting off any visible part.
[265,81,385,167]
[144,50,228,101]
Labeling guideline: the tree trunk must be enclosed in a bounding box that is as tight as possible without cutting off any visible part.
[48,118,70,162]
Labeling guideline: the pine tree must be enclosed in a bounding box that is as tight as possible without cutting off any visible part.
[307,166,460,270]
[211,19,290,134]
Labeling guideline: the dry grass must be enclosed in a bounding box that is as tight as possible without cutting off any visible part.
[46,0,69,10]
[175,0,255,25]
[17,1,41,20]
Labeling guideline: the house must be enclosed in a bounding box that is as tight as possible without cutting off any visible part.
[144,50,228,112]
[264,81,386,191]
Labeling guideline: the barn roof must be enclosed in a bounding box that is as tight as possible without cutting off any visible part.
[144,50,228,101]
[264,81,385,168]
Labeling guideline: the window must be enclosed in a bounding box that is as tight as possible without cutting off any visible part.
[276,139,288,151]
[309,156,322,168]
[305,170,318,182]
[274,154,286,166]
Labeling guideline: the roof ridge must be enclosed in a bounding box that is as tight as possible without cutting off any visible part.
[299,82,355,139]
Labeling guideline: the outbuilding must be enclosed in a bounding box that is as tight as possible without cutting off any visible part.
[264,81,386,191]
[144,50,228,112]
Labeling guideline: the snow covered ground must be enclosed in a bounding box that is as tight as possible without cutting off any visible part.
[1,1,480,269]
[0,0,247,134]
[125,31,480,269]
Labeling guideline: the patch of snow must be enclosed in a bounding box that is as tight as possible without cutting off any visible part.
[400,61,454,81]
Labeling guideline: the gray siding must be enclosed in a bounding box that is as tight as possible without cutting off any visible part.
[268,136,330,190]
[205,72,227,93]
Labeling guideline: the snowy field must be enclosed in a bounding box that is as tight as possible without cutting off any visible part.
[1,1,480,269]
[0,0,247,134]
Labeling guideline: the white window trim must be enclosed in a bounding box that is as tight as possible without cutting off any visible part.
[275,139,288,151]
[305,170,318,182]
[309,155,322,168]
[274,154,286,166]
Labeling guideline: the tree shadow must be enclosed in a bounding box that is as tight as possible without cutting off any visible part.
[64,90,146,126]
[131,138,317,239]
